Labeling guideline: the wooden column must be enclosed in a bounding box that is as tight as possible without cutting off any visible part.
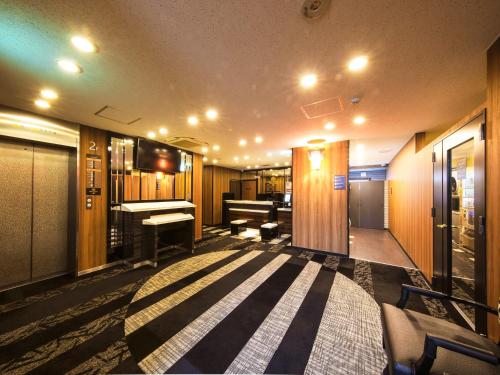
[78,126,107,272]
[486,37,500,343]
[292,140,349,254]
[193,153,203,240]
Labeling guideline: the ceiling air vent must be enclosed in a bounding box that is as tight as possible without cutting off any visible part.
[95,106,141,125]
[166,137,205,150]
[300,96,344,119]
[303,0,331,20]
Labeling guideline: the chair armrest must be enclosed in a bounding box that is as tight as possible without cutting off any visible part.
[396,284,498,315]
[414,333,499,375]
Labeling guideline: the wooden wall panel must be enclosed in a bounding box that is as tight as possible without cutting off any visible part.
[292,141,349,254]
[175,172,185,199]
[387,137,434,280]
[202,165,241,225]
[193,154,203,240]
[78,126,107,272]
[486,37,500,343]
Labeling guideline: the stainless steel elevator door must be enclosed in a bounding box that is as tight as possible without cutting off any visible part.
[32,145,69,279]
[0,140,71,289]
[0,140,33,287]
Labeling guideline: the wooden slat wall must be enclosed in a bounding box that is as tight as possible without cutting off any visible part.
[486,37,500,342]
[292,141,349,254]
[193,154,203,240]
[202,165,241,225]
[387,137,433,279]
[78,126,107,272]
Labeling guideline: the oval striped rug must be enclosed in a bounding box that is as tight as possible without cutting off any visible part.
[125,250,387,374]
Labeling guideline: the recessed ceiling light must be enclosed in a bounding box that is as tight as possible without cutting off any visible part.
[57,59,82,74]
[266,152,272,157]
[40,88,58,100]
[353,116,366,125]
[255,165,259,168]
[202,156,208,162]
[255,136,263,143]
[274,162,280,166]
[233,156,239,162]
[243,155,249,160]
[213,144,220,151]
[71,35,97,53]
[300,73,317,89]
[34,99,50,109]
[356,144,365,151]
[147,131,156,138]
[159,127,168,135]
[206,109,218,120]
[201,146,208,153]
[348,56,368,72]
[239,139,247,147]
[324,122,335,130]
[213,159,218,164]
[187,115,199,126]
[285,161,290,166]
[246,166,251,169]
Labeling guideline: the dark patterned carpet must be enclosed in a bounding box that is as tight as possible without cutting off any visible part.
[0,226,470,374]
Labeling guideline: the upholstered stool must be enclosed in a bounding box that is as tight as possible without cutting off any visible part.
[230,219,247,235]
[260,222,278,241]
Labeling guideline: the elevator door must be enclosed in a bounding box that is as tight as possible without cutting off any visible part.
[349,181,384,229]
[432,112,486,333]
[0,139,71,289]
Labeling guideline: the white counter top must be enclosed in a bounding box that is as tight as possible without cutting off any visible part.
[278,208,292,212]
[225,200,273,205]
[229,208,269,214]
[142,213,194,225]
[119,201,196,212]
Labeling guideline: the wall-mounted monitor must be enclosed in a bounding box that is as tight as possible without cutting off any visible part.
[136,139,182,173]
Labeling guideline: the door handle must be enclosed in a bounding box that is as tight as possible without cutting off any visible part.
[436,224,447,229]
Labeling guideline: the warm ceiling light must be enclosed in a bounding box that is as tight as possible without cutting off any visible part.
[40,88,58,100]
[353,116,366,125]
[284,161,290,166]
[348,56,368,72]
[71,36,97,53]
[239,139,247,147]
[147,131,156,139]
[300,73,317,89]
[34,99,50,109]
[243,155,249,160]
[213,159,218,164]
[324,122,335,130]
[187,115,199,126]
[255,136,263,144]
[274,162,280,166]
[255,165,259,168]
[233,156,239,162]
[206,109,218,120]
[202,156,208,162]
[266,152,272,157]
[356,144,365,151]
[213,144,220,151]
[201,146,208,153]
[57,59,82,74]
[246,166,251,169]
[159,127,168,135]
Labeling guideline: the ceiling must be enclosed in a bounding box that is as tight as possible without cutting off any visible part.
[0,0,499,169]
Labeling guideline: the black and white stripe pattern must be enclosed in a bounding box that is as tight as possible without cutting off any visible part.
[0,226,469,374]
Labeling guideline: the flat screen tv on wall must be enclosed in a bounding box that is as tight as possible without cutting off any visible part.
[136,139,182,173]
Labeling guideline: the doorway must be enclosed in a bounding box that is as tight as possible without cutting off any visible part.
[241,179,257,200]
[432,112,486,333]
[0,138,76,290]
[349,180,384,229]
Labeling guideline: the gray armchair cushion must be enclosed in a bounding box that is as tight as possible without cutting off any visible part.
[381,303,500,375]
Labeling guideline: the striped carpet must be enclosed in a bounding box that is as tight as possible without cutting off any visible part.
[0,226,469,374]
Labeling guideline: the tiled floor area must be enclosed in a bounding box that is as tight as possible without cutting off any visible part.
[349,227,415,268]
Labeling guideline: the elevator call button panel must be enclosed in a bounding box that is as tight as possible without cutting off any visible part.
[86,154,102,209]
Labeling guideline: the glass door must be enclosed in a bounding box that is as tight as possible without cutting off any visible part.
[433,112,486,333]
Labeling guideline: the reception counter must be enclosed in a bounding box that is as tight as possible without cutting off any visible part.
[224,200,274,228]
[118,200,195,267]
